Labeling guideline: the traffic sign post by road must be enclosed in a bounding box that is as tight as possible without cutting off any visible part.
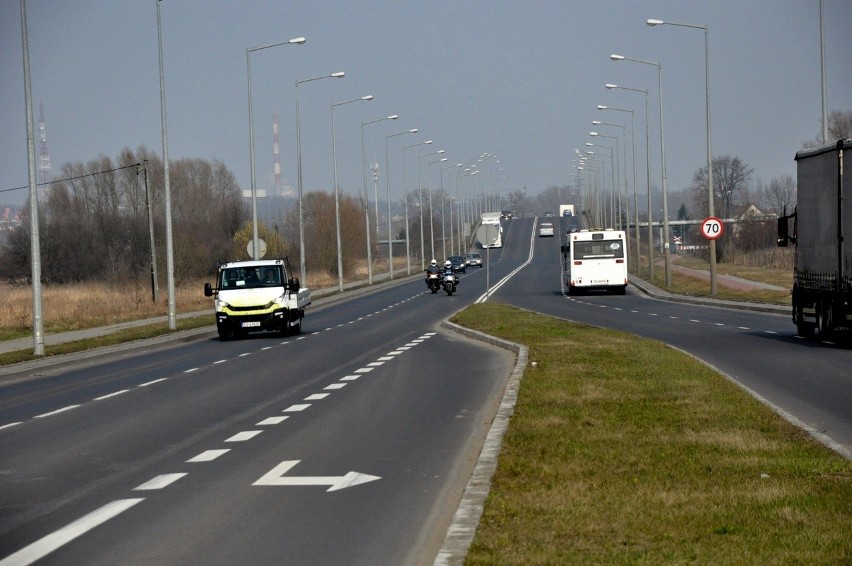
[700,217,724,240]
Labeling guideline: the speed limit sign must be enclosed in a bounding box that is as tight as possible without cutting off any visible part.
[700,217,724,240]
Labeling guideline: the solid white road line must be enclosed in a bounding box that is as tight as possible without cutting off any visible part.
[0,499,145,566]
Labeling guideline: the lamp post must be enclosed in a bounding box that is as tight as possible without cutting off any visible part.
[417,149,444,266]
[592,120,627,230]
[427,157,448,260]
[296,71,345,285]
[611,53,671,287]
[331,94,372,293]
[441,163,460,258]
[590,133,619,228]
[385,129,418,278]
[597,105,638,270]
[19,0,44,354]
[361,114,398,285]
[403,141,433,268]
[646,19,715,294]
[246,36,305,260]
[606,82,654,280]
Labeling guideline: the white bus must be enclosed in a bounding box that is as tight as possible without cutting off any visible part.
[564,229,628,295]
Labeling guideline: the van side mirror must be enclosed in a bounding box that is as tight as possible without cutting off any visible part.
[204,282,214,297]
[288,278,300,292]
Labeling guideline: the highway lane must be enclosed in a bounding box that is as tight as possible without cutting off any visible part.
[493,216,851,456]
[0,267,517,564]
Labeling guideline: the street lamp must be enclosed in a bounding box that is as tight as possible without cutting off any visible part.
[646,18,716,295]
[590,132,619,228]
[611,52,671,287]
[441,163,460,258]
[605,82,654,280]
[361,114,398,285]
[427,157,448,260]
[593,120,628,240]
[402,140,433,269]
[246,36,305,260]
[385,128,418,278]
[332,94,373,293]
[296,71,345,285]
[597,105,639,270]
[418,149,444,267]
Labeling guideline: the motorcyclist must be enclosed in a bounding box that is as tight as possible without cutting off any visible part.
[442,260,458,285]
[425,259,441,276]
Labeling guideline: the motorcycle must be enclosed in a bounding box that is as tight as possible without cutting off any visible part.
[426,272,441,294]
[443,271,458,296]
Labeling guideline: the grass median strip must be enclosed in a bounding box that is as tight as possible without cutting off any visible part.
[451,303,850,565]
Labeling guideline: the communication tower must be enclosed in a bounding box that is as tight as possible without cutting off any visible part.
[38,102,52,186]
[273,112,282,196]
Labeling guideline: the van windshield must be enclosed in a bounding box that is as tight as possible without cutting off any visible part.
[220,266,283,289]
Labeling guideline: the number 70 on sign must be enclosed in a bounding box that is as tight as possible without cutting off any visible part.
[700,217,724,240]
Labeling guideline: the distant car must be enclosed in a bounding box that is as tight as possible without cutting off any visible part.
[465,252,483,268]
[539,222,554,237]
[447,255,466,273]
[544,211,554,217]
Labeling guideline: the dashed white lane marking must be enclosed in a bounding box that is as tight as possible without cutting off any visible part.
[187,449,230,463]
[0,332,438,563]
[0,422,22,431]
[213,359,227,364]
[34,405,80,419]
[93,390,128,401]
[226,431,263,442]
[0,498,145,566]
[133,473,187,491]
[257,416,289,425]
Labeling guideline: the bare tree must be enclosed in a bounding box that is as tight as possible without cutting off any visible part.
[760,173,796,216]
[691,155,753,219]
[802,109,852,148]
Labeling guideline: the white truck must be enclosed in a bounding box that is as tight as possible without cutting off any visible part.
[777,139,851,338]
[559,204,576,217]
[204,258,310,340]
[476,212,503,248]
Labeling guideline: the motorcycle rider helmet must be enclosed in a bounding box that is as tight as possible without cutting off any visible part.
[430,259,437,266]
[445,260,452,267]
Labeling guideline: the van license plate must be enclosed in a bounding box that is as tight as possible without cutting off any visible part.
[242,321,261,328]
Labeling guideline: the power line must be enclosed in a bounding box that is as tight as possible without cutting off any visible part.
[0,163,141,195]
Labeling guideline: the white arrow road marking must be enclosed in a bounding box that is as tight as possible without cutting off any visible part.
[253,460,381,492]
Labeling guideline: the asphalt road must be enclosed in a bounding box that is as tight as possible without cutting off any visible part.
[493,216,851,457]
[0,215,848,565]
[0,266,516,565]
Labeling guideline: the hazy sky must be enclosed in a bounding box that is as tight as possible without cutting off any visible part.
[2,1,850,214]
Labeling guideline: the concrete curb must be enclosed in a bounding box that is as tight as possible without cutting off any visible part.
[433,319,528,565]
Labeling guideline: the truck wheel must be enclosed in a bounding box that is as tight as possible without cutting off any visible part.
[816,302,834,338]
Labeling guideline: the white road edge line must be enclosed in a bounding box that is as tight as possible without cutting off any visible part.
[34,405,80,419]
[0,498,145,566]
